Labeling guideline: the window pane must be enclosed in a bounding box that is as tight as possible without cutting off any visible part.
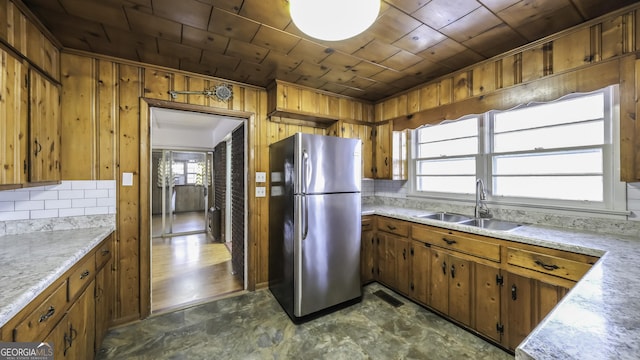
[494,93,604,133]
[172,163,184,175]
[417,158,476,175]
[418,117,478,143]
[187,174,197,184]
[187,162,200,173]
[494,176,603,201]
[417,176,475,194]
[494,150,603,175]
[494,121,603,152]
[418,137,478,157]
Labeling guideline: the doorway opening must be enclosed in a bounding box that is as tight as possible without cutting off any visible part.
[149,107,246,313]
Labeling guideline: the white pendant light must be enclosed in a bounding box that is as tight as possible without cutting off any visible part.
[290,0,380,41]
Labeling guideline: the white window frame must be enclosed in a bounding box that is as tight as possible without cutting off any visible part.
[409,85,627,217]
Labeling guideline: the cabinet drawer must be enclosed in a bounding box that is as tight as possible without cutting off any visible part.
[507,247,592,282]
[361,216,373,231]
[377,217,410,237]
[13,281,67,342]
[412,225,500,262]
[68,253,96,301]
[95,236,113,270]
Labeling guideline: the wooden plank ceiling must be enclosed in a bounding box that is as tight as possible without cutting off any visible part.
[21,0,637,101]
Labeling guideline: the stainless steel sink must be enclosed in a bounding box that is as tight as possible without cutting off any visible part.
[416,212,471,223]
[460,218,522,231]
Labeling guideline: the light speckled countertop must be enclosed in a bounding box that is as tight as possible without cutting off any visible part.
[0,226,115,329]
[364,205,640,360]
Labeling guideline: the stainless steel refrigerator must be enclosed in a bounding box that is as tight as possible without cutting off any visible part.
[269,133,362,322]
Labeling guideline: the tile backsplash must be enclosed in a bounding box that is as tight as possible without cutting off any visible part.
[0,181,116,221]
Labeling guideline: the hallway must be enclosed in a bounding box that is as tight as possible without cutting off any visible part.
[151,212,243,312]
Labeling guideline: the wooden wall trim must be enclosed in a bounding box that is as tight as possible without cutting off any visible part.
[392,58,622,130]
[11,0,62,49]
[63,48,264,92]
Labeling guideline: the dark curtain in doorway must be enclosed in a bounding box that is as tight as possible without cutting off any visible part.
[231,124,245,279]
[213,142,226,242]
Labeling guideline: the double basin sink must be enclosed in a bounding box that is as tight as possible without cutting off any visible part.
[415,212,522,231]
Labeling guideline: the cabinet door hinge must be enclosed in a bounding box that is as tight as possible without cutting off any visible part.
[410,282,414,291]
[410,247,414,256]
[496,274,503,286]
[496,323,504,334]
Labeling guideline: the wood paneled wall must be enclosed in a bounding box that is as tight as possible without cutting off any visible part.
[374,7,640,182]
[58,49,332,324]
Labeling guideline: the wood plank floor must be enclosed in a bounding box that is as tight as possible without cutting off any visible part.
[151,232,243,313]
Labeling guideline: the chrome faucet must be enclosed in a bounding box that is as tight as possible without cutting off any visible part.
[475,179,492,218]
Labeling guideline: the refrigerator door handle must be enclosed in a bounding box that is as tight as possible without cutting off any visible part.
[302,194,308,240]
[302,150,309,240]
[302,149,309,195]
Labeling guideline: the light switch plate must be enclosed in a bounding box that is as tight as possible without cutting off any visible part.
[256,186,266,197]
[256,172,266,183]
[122,172,133,186]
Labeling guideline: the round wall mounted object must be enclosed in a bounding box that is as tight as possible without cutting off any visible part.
[214,84,233,102]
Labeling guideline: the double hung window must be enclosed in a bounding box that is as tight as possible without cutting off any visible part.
[411,86,624,213]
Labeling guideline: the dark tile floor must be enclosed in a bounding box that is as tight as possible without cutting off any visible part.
[97,283,513,359]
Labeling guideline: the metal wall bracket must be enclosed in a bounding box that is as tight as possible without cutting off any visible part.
[168,84,233,102]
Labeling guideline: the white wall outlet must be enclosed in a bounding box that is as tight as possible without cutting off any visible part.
[122,172,133,186]
[256,172,266,183]
[256,186,266,197]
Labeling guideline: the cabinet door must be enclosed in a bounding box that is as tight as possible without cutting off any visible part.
[374,122,391,179]
[503,272,533,351]
[534,281,570,326]
[95,259,114,351]
[66,282,96,360]
[395,237,412,295]
[448,254,471,326]
[0,49,28,185]
[377,233,397,287]
[361,230,376,284]
[43,315,68,360]
[429,248,449,314]
[410,241,430,305]
[474,263,502,342]
[29,69,61,183]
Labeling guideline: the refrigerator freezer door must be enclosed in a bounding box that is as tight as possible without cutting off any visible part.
[294,192,361,317]
[295,134,361,195]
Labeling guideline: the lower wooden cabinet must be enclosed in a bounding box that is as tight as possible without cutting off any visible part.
[409,241,430,304]
[95,257,114,350]
[361,216,376,284]
[1,232,114,360]
[473,263,502,343]
[429,248,472,326]
[500,271,570,350]
[362,215,595,353]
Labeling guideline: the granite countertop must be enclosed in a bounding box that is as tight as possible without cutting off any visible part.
[363,205,640,360]
[0,226,115,329]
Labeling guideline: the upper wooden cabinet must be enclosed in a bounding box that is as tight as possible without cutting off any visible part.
[373,121,407,180]
[28,69,61,183]
[267,80,373,124]
[0,48,29,185]
[0,50,61,187]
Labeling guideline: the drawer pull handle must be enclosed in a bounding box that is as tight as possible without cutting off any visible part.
[387,225,397,230]
[535,260,559,271]
[38,306,55,323]
[442,238,457,245]
[101,249,110,256]
[80,270,90,279]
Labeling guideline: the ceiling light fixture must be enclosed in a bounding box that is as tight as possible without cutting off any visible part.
[290,0,380,41]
